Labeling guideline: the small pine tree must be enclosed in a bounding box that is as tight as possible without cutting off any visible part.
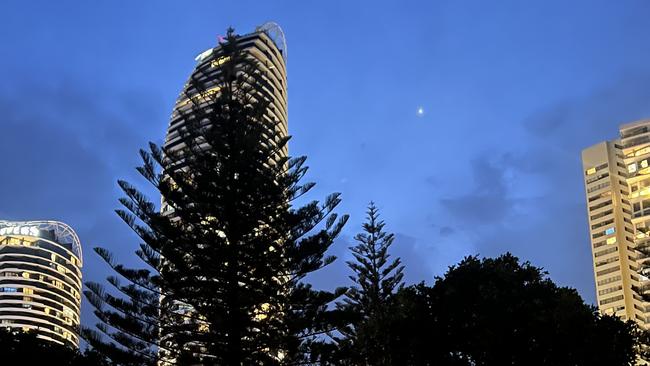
[340,202,405,365]
[83,28,348,366]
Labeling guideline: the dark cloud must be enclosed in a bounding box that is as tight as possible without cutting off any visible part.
[525,103,572,139]
[0,75,166,344]
[439,226,454,237]
[391,233,435,284]
[0,78,163,224]
[440,156,515,225]
[424,176,439,187]
[499,150,556,176]
[524,72,650,151]
[0,119,111,220]
[304,234,354,291]
[437,71,650,305]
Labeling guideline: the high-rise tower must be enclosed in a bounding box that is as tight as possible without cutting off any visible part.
[163,23,288,192]
[0,220,82,348]
[582,119,650,328]
[158,23,288,363]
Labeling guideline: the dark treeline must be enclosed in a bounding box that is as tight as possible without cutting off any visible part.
[0,328,109,365]
[1,29,646,365]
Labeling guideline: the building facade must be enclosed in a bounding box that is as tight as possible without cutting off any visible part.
[582,119,650,328]
[163,23,288,189]
[158,23,288,363]
[0,220,82,348]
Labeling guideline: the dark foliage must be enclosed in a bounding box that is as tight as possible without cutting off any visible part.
[83,28,348,365]
[335,202,405,365]
[381,253,643,366]
[0,328,109,365]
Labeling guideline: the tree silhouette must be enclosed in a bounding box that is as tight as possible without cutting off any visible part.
[338,202,405,365]
[83,28,348,366]
[0,328,109,365]
[386,254,644,366]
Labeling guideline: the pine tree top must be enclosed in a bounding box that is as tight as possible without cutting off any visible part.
[345,202,404,317]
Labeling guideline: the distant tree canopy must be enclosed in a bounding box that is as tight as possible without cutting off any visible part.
[378,253,643,366]
[0,328,108,366]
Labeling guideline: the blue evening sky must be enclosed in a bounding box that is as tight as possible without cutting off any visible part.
[2,1,650,327]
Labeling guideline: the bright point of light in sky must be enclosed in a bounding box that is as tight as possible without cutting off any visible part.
[416,106,424,117]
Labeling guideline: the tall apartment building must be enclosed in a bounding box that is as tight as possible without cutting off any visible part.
[158,23,288,363]
[0,220,83,348]
[582,119,650,327]
[163,22,288,182]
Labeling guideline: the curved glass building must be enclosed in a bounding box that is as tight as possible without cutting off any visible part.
[164,22,288,173]
[0,220,82,348]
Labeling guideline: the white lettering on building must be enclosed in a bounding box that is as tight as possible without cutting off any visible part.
[0,226,39,237]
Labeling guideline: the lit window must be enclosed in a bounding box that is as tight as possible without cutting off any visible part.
[628,164,638,173]
[606,237,617,244]
[22,272,29,279]
[179,86,222,107]
[642,160,649,169]
[210,56,231,67]
[586,168,597,175]
[605,227,616,235]
[636,147,650,157]
[23,288,33,295]
[7,238,21,246]
[1,287,17,293]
